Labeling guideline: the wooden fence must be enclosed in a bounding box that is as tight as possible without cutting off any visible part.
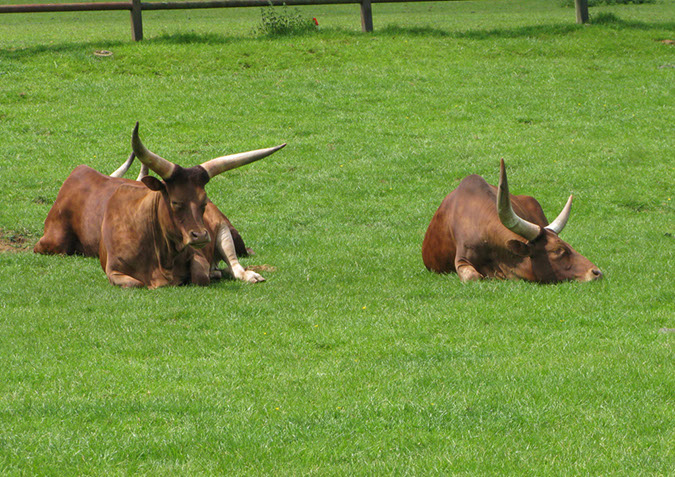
[0,0,590,41]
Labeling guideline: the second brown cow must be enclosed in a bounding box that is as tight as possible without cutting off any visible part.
[422,160,602,283]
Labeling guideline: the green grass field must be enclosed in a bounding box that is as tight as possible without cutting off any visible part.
[1,0,674,474]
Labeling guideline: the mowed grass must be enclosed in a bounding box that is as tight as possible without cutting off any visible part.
[1,0,674,474]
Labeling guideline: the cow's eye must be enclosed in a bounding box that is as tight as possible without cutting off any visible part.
[171,201,184,210]
[553,248,567,258]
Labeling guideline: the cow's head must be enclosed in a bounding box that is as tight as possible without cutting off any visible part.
[131,122,285,251]
[496,160,602,283]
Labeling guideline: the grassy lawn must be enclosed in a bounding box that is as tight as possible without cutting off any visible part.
[1,0,673,474]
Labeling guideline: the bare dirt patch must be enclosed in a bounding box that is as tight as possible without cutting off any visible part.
[0,229,33,253]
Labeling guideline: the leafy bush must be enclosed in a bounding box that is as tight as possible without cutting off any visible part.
[255,3,318,36]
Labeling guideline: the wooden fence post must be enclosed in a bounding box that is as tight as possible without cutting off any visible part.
[130,0,143,41]
[360,0,373,32]
[575,0,589,24]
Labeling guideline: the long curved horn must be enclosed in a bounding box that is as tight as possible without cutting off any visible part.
[546,195,573,234]
[200,143,286,179]
[136,163,149,181]
[497,159,541,241]
[131,122,175,180]
[110,152,135,178]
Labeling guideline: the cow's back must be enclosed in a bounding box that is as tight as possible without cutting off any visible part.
[422,175,550,274]
[422,175,492,273]
[35,165,140,256]
[422,188,459,273]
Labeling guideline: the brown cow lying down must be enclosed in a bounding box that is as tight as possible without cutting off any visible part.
[38,152,248,259]
[422,160,602,283]
[35,123,285,288]
[109,151,259,284]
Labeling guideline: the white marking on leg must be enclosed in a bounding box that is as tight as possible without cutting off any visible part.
[455,259,484,282]
[216,224,264,283]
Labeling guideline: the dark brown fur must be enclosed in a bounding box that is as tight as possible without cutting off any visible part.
[422,175,601,283]
[35,165,247,288]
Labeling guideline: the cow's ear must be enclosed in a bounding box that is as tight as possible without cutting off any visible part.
[141,176,165,192]
[507,239,532,257]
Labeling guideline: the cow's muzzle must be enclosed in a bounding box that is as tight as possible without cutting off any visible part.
[583,267,603,282]
[188,230,211,249]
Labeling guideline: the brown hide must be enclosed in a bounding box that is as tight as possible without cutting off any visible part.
[36,123,283,288]
[97,164,222,288]
[35,165,247,258]
[200,201,241,264]
[422,174,602,283]
[34,165,139,256]
[98,167,246,288]
[35,166,249,288]
[98,179,201,288]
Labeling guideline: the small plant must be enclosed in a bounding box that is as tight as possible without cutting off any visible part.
[255,3,318,36]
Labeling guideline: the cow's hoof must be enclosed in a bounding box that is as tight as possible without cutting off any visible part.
[457,265,483,282]
[243,270,265,283]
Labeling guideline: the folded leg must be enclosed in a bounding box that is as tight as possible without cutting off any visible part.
[215,224,264,284]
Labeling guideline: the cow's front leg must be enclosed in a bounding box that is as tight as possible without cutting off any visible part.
[106,269,145,288]
[216,224,264,283]
[455,258,484,282]
[190,252,211,286]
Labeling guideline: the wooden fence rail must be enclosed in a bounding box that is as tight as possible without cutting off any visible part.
[0,0,590,41]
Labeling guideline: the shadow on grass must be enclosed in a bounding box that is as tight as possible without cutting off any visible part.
[1,39,129,59]
[0,34,240,59]
[590,11,674,29]
[377,23,580,39]
[2,14,673,58]
[377,14,674,39]
[151,31,240,45]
